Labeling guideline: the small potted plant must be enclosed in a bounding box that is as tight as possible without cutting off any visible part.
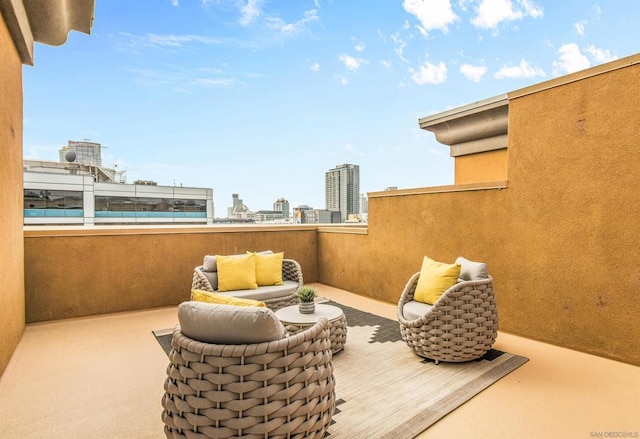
[297,286,317,314]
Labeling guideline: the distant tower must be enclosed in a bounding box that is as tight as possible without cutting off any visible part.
[228,193,249,218]
[59,140,102,166]
[359,193,368,215]
[325,163,360,222]
[273,198,290,219]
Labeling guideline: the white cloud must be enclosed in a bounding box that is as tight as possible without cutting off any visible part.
[339,53,367,72]
[391,33,409,63]
[335,75,348,85]
[345,143,365,156]
[239,0,263,27]
[403,0,459,34]
[520,0,543,18]
[310,62,320,72]
[113,32,244,53]
[460,63,488,82]
[552,43,590,75]
[381,60,392,69]
[354,42,366,52]
[411,61,447,84]
[264,9,319,34]
[171,0,179,6]
[494,59,545,79]
[471,0,543,31]
[586,45,617,64]
[574,20,587,36]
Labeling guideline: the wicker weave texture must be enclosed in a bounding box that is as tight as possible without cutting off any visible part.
[162,319,336,439]
[282,314,348,355]
[397,272,499,363]
[191,259,304,311]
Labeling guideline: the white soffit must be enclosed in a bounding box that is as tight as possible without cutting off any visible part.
[1,0,95,65]
[418,94,509,157]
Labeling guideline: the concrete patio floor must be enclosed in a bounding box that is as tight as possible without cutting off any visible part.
[0,283,638,438]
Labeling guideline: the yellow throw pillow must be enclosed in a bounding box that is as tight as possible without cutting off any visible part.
[413,256,461,305]
[248,251,284,286]
[216,253,258,292]
[191,289,265,307]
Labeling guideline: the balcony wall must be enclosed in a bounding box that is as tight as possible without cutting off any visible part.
[0,13,26,380]
[23,226,318,322]
[319,56,640,366]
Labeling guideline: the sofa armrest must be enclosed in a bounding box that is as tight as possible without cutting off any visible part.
[282,259,303,289]
[192,266,215,292]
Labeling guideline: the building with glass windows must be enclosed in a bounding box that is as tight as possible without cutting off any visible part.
[24,163,213,226]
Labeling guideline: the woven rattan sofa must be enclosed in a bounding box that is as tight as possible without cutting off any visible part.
[192,253,303,311]
[162,301,336,439]
[397,257,499,364]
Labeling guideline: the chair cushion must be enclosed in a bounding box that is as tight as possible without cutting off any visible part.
[216,253,258,292]
[414,256,461,305]
[252,251,284,286]
[402,300,433,321]
[455,256,488,281]
[191,289,266,307]
[178,301,286,344]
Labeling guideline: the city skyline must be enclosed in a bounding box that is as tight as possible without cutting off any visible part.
[22,0,640,210]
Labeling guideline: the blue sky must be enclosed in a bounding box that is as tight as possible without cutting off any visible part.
[23,0,639,214]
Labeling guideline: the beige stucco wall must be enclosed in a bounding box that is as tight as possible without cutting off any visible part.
[0,14,26,377]
[455,148,508,184]
[23,227,318,322]
[319,57,640,365]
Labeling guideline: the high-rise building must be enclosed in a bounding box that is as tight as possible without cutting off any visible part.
[273,198,290,219]
[325,163,360,222]
[359,193,368,214]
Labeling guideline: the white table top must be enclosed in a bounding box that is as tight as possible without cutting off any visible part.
[275,303,344,324]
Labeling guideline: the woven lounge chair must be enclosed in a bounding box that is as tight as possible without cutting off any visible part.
[192,256,303,311]
[162,302,336,439]
[397,257,499,364]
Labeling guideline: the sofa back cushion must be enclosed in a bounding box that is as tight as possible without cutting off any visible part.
[178,301,286,344]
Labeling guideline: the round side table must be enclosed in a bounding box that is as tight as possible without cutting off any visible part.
[275,304,347,354]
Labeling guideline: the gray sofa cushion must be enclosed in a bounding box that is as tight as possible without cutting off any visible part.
[215,280,298,301]
[402,300,433,321]
[177,301,286,344]
[203,271,219,290]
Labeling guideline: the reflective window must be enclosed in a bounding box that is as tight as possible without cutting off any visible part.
[24,189,83,209]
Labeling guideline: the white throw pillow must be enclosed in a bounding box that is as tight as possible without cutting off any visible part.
[455,256,489,281]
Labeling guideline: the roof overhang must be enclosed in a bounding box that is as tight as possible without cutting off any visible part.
[0,0,95,66]
[418,94,509,157]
